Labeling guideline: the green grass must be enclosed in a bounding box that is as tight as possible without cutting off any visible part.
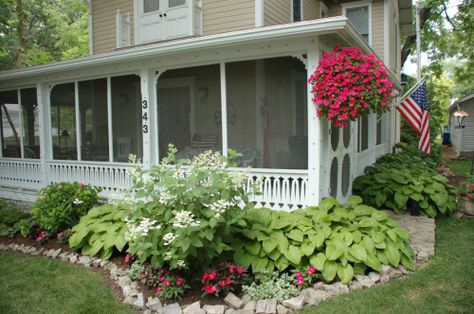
[300,216,474,314]
[447,160,472,176]
[0,252,134,314]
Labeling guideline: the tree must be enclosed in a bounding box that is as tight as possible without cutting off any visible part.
[0,0,88,71]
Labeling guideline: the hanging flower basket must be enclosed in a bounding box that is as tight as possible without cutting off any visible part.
[308,47,395,127]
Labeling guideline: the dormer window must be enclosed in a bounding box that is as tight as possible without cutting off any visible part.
[292,0,302,22]
[342,1,372,45]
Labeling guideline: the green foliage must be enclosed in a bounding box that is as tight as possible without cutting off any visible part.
[353,153,457,217]
[242,272,298,302]
[0,200,33,237]
[32,182,100,233]
[125,262,143,281]
[125,147,255,270]
[233,197,414,283]
[69,204,128,260]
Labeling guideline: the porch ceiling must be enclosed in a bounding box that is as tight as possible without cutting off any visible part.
[0,16,401,89]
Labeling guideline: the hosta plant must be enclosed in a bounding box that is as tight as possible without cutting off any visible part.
[32,182,101,233]
[69,203,128,260]
[125,146,255,270]
[353,154,457,217]
[233,197,414,284]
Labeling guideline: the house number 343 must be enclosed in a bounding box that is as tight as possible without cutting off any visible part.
[142,100,149,134]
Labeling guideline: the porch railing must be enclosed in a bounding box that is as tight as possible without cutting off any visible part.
[0,159,308,211]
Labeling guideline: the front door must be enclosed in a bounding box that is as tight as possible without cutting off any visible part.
[136,0,191,44]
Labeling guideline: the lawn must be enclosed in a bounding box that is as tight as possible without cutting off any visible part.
[300,216,474,314]
[447,160,472,176]
[0,252,134,314]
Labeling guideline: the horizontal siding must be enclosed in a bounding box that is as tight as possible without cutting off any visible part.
[461,102,474,152]
[202,0,255,35]
[372,0,384,58]
[264,0,291,26]
[92,0,134,55]
[327,3,342,17]
[303,0,320,20]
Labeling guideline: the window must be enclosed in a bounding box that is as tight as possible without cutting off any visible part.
[358,115,369,151]
[0,90,21,158]
[20,88,40,159]
[144,0,160,13]
[343,3,371,44]
[169,0,186,8]
[293,0,302,22]
[376,115,384,145]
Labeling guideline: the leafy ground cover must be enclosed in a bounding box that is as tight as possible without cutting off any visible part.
[0,251,134,314]
[300,216,474,314]
[447,160,472,176]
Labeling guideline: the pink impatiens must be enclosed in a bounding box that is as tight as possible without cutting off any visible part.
[308,47,394,127]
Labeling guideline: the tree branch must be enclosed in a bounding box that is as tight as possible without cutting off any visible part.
[441,0,456,31]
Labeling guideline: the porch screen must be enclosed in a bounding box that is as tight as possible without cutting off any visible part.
[157,64,222,161]
[20,88,39,159]
[0,90,21,157]
[51,83,77,160]
[79,79,109,161]
[111,75,143,162]
[226,57,308,169]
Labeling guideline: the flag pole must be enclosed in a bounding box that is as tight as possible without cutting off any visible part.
[416,3,422,81]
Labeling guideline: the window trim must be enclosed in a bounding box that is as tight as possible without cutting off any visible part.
[342,0,373,47]
[291,0,304,22]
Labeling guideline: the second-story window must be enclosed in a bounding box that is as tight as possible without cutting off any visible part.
[144,0,160,13]
[293,0,302,22]
[343,3,371,44]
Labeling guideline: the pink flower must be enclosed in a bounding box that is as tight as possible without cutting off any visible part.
[155,286,162,293]
[204,284,217,295]
[165,280,171,287]
[159,276,166,283]
[208,271,217,281]
[124,254,132,265]
[307,266,316,275]
[176,277,183,286]
[236,267,245,275]
[228,265,237,274]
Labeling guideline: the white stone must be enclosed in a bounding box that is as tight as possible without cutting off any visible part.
[243,301,256,311]
[234,310,254,314]
[183,301,202,314]
[52,248,62,259]
[137,292,146,309]
[118,275,132,289]
[104,262,117,272]
[146,297,162,311]
[265,298,277,314]
[313,282,325,290]
[68,254,78,263]
[380,265,392,276]
[99,260,109,268]
[224,292,244,309]
[355,275,375,288]
[349,281,363,291]
[380,275,390,284]
[389,269,403,279]
[122,285,135,297]
[92,258,102,267]
[368,272,380,283]
[163,303,183,314]
[282,295,304,310]
[78,256,92,267]
[203,305,225,314]
[277,305,291,314]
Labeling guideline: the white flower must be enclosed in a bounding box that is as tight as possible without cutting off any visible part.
[163,232,177,246]
[125,218,160,241]
[158,191,174,204]
[73,198,84,205]
[173,168,186,180]
[176,260,186,268]
[205,199,228,219]
[172,210,200,228]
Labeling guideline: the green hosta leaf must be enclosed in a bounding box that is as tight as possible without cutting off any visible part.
[394,192,409,209]
[100,248,113,260]
[348,195,363,207]
[337,263,354,284]
[353,263,367,275]
[251,257,269,273]
[262,239,278,254]
[245,242,261,256]
[267,248,282,261]
[349,244,368,261]
[320,198,337,211]
[386,229,398,242]
[325,244,343,261]
[385,242,401,267]
[364,254,381,272]
[375,193,387,207]
[256,231,270,241]
[233,248,253,267]
[301,243,316,256]
[322,260,338,281]
[309,253,326,270]
[372,232,385,243]
[275,255,289,271]
[410,193,423,202]
[287,229,304,242]
[284,245,303,265]
[242,229,257,240]
[393,227,410,241]
[354,205,374,216]
[308,232,325,248]
[341,231,354,246]
[352,230,362,243]
[372,210,388,221]
[401,254,415,271]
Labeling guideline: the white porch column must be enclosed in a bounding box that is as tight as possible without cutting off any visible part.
[220,63,228,157]
[140,67,157,168]
[307,39,321,205]
[36,82,51,186]
[368,112,377,163]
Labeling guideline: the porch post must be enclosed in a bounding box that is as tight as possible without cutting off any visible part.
[107,77,114,162]
[307,38,321,205]
[140,67,156,168]
[220,62,228,157]
[36,82,50,186]
[369,112,377,163]
[17,89,25,158]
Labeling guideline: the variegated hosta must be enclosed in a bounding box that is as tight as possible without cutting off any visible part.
[125,145,257,270]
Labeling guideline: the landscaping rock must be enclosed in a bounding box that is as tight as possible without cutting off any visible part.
[137,292,146,310]
[68,254,78,263]
[282,295,304,310]
[0,244,7,250]
[263,299,277,314]
[104,262,117,272]
[122,285,136,297]
[51,248,61,259]
[380,265,392,277]
[46,249,55,257]
[59,253,68,261]
[241,294,251,304]
[380,275,390,284]
[144,310,152,314]
[313,282,325,290]
[234,310,255,314]
[162,303,183,314]
[118,276,132,289]
[203,305,225,314]
[78,256,92,267]
[225,309,236,314]
[324,282,349,295]
[368,272,380,283]
[224,292,244,309]
[398,266,410,275]
[304,289,330,306]
[389,269,403,279]
[183,301,203,314]
[349,281,363,291]
[243,301,256,311]
[276,305,291,314]
[255,300,267,313]
[92,258,102,267]
[99,260,109,268]
[146,297,162,312]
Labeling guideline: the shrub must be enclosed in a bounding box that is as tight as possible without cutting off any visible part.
[32,182,101,233]
[353,154,457,217]
[0,200,32,238]
[232,197,414,283]
[125,147,254,270]
[242,272,298,302]
[69,203,128,260]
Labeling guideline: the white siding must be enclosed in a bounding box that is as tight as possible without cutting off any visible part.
[304,0,320,20]
[264,0,291,26]
[451,101,474,155]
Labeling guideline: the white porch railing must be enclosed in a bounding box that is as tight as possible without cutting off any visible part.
[0,159,42,190]
[0,159,308,210]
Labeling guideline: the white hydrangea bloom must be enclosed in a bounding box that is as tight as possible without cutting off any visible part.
[231,171,248,187]
[125,218,160,241]
[206,199,228,219]
[163,232,177,246]
[190,150,226,170]
[173,168,187,180]
[172,210,200,228]
[158,191,174,204]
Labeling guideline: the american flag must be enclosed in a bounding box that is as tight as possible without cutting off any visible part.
[396,81,430,154]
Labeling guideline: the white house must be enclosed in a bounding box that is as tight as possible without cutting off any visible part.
[449,92,474,158]
[0,0,412,210]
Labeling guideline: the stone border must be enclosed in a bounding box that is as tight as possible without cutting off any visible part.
[0,242,422,314]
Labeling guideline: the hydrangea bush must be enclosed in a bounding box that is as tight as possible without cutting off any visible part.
[308,47,394,127]
[125,146,255,270]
